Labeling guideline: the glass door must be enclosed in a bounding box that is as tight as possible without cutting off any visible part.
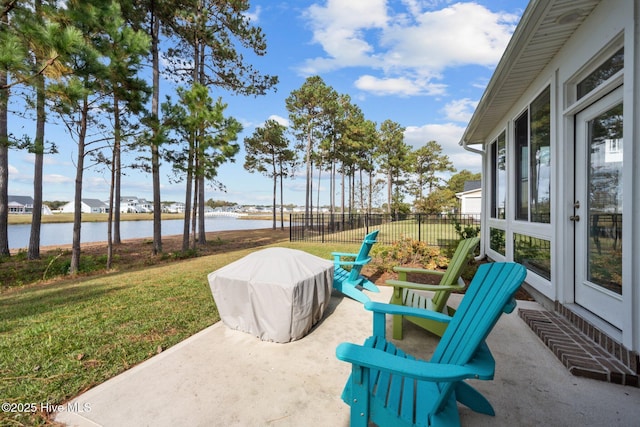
[574,86,623,328]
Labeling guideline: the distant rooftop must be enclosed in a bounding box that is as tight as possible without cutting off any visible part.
[463,180,481,192]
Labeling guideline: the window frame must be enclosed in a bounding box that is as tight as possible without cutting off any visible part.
[490,130,507,220]
[513,85,551,224]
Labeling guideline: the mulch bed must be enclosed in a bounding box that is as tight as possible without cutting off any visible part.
[364,261,535,301]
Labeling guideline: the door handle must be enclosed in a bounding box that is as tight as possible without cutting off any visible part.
[570,215,580,222]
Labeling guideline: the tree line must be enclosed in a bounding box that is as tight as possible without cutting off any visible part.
[0,0,276,272]
[0,1,478,275]
[243,75,480,229]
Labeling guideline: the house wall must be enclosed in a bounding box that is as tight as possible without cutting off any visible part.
[459,190,482,217]
[480,1,638,350]
[61,202,95,214]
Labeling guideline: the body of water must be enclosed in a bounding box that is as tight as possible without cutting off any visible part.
[8,217,276,250]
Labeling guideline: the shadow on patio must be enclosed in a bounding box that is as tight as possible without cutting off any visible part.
[55,286,640,426]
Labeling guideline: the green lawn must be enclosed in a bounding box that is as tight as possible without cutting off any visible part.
[0,241,356,425]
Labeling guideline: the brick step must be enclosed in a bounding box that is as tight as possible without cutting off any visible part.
[518,309,638,387]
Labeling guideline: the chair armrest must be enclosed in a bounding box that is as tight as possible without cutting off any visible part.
[364,301,452,323]
[382,279,465,293]
[331,251,357,259]
[393,266,445,276]
[336,343,489,382]
[333,255,371,267]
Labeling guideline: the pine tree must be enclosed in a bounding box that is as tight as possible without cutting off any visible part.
[286,76,337,225]
[162,84,241,251]
[244,120,295,230]
[376,120,410,216]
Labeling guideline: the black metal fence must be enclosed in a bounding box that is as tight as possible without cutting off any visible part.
[289,213,480,249]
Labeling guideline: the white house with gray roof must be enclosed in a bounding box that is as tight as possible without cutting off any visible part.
[8,195,52,215]
[60,199,108,214]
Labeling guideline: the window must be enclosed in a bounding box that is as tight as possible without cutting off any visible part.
[514,86,551,223]
[513,233,551,280]
[514,112,528,220]
[530,86,551,223]
[577,47,624,100]
[490,131,506,219]
[490,227,505,255]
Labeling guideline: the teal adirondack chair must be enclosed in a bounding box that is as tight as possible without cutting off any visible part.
[332,230,380,304]
[385,237,480,339]
[336,262,527,427]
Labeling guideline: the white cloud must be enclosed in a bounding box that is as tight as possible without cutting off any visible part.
[300,0,388,73]
[245,5,261,23]
[8,164,19,175]
[22,153,72,166]
[381,3,519,71]
[443,98,477,122]
[404,122,481,172]
[45,174,73,184]
[268,114,290,127]
[355,75,446,96]
[302,1,519,97]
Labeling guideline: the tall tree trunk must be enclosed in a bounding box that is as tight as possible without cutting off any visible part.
[0,68,9,257]
[107,94,121,269]
[359,169,364,212]
[368,170,373,215]
[271,154,276,230]
[309,159,314,226]
[197,174,205,244]
[196,21,206,245]
[28,71,45,259]
[348,170,352,216]
[182,133,194,252]
[150,3,162,254]
[316,160,321,216]
[331,138,336,215]
[341,166,345,221]
[191,152,198,250]
[28,0,46,260]
[114,123,121,244]
[279,159,284,230]
[304,131,311,227]
[387,171,392,215]
[114,91,121,245]
[70,96,89,275]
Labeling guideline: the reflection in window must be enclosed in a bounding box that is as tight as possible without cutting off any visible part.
[587,103,623,295]
[490,227,505,255]
[577,47,624,100]
[530,86,551,223]
[514,87,551,223]
[490,132,506,219]
[513,233,551,280]
[514,112,528,220]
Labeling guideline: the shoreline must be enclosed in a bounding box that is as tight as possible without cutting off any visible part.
[8,216,281,251]
[7,212,278,225]
[15,227,286,254]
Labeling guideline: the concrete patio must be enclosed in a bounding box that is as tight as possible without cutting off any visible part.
[55,286,640,426]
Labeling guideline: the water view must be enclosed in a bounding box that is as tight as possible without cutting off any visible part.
[8,217,275,250]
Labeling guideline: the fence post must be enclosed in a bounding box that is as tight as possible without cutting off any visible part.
[418,213,421,242]
[365,213,369,235]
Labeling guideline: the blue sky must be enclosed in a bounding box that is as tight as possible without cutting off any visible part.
[8,0,529,207]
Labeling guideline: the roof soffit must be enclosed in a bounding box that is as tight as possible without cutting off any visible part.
[462,0,601,145]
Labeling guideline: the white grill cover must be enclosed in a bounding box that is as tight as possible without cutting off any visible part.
[207,247,334,343]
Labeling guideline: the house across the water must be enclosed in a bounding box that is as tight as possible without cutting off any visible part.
[8,195,52,215]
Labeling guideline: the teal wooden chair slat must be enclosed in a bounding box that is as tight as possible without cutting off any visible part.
[384,237,480,339]
[336,262,526,427]
[332,230,380,304]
